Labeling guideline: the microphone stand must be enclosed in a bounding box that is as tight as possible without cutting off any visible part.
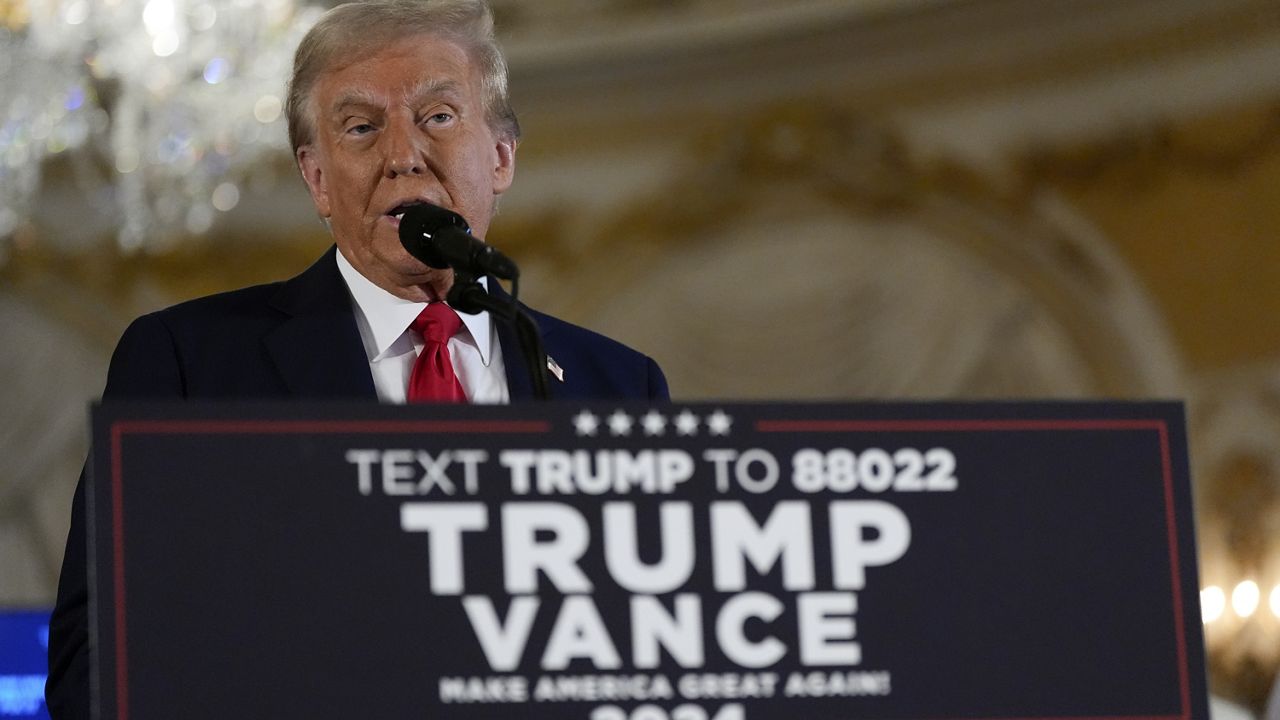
[447,271,551,401]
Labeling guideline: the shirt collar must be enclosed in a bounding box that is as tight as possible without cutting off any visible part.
[335,249,494,365]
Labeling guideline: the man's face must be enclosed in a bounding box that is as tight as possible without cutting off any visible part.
[296,35,516,301]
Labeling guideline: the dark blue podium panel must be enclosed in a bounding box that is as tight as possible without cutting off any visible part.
[89,401,1207,720]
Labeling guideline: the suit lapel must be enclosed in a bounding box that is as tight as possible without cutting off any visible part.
[264,246,377,399]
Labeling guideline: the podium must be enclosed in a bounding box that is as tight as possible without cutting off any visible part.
[88,401,1209,719]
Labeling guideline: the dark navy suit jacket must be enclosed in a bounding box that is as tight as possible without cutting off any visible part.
[45,247,668,717]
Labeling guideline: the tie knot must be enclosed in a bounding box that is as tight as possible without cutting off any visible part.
[411,303,463,345]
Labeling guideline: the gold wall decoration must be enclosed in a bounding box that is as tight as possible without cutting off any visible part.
[497,103,1182,401]
[1021,100,1280,374]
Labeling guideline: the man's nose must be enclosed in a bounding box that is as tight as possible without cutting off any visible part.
[383,121,427,177]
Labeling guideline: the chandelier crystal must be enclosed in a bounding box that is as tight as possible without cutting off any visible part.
[0,0,324,260]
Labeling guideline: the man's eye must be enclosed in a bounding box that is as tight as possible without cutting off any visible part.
[426,112,453,125]
[346,123,375,135]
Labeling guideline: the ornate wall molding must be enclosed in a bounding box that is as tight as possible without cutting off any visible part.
[500,104,1183,400]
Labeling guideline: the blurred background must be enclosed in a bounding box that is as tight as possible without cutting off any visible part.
[1,0,1279,716]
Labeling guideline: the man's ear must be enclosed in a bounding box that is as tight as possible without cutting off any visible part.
[296,146,332,218]
[492,137,517,196]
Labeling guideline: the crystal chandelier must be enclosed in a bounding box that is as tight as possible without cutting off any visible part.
[0,0,325,260]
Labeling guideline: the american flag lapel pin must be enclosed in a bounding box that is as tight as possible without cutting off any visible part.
[547,355,565,382]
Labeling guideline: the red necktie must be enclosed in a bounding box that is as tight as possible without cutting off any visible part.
[407,303,467,403]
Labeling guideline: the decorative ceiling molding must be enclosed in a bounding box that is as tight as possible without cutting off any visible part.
[505,0,1280,198]
[507,0,1280,106]
[496,0,952,67]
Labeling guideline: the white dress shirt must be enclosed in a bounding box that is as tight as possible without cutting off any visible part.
[335,250,509,404]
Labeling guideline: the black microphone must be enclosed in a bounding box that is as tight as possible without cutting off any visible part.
[398,203,519,281]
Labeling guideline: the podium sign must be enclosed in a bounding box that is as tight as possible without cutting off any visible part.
[89,401,1207,720]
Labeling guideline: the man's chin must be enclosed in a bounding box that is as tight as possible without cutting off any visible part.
[384,244,451,283]
[398,265,454,303]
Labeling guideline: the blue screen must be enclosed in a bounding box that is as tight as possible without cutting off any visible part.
[0,610,50,719]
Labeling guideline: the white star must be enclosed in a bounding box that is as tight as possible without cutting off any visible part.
[674,410,700,436]
[573,410,599,436]
[707,410,733,436]
[641,410,668,437]
[607,410,634,437]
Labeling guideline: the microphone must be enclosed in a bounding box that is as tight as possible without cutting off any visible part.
[398,203,519,281]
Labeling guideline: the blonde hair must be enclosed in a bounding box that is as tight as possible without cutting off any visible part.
[286,0,520,154]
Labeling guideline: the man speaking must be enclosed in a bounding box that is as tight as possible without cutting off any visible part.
[45,0,669,715]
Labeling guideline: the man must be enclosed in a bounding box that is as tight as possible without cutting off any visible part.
[45,0,668,715]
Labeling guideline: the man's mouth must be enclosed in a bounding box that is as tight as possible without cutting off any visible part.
[386,199,430,223]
